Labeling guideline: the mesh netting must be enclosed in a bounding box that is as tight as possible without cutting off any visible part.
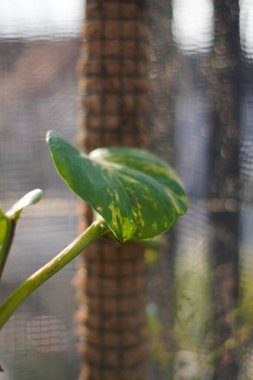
[0,38,81,379]
[0,1,252,380]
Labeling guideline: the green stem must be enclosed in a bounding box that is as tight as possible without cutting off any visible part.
[0,219,108,329]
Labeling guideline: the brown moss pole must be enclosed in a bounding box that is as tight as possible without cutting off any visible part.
[75,1,150,379]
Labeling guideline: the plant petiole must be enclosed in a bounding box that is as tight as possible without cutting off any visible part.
[0,218,108,329]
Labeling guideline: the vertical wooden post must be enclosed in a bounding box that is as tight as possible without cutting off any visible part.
[75,1,150,379]
[209,1,240,378]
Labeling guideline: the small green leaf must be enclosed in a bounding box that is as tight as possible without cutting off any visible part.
[0,205,4,218]
[0,190,43,278]
[6,189,43,219]
[0,205,9,245]
[0,211,12,278]
[0,215,9,246]
[47,131,188,242]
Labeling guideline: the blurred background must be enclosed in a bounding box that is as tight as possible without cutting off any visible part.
[0,0,252,379]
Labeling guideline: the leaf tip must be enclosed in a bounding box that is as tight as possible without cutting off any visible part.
[31,189,43,204]
[46,130,58,146]
[6,189,43,219]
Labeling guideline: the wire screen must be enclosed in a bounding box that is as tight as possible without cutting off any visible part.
[0,36,81,379]
[0,1,252,380]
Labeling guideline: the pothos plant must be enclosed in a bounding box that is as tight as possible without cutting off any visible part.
[0,131,188,333]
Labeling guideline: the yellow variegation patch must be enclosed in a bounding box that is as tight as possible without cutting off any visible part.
[47,131,188,242]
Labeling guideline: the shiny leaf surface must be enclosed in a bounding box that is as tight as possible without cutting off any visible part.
[47,131,188,242]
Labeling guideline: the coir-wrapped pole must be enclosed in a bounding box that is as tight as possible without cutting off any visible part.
[75,1,150,379]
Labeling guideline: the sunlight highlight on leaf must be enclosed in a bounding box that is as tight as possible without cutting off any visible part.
[47,131,188,242]
[6,189,43,219]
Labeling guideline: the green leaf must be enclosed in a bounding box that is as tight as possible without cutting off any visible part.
[0,205,4,218]
[0,217,11,266]
[0,215,9,246]
[6,189,43,219]
[0,205,9,245]
[47,131,188,242]
[0,190,43,278]
[0,209,11,277]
